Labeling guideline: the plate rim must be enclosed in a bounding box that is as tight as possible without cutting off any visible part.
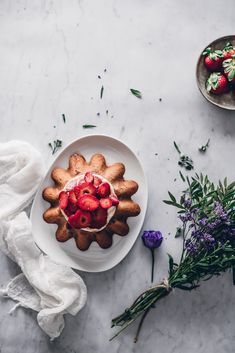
[196,35,235,111]
[30,133,148,272]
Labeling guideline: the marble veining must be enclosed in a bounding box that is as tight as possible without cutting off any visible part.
[0,0,235,352]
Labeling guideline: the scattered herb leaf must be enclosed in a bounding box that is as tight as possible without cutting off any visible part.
[100,86,104,99]
[174,141,194,171]
[175,227,183,238]
[83,124,96,129]
[199,138,210,153]
[173,141,181,154]
[179,171,186,182]
[130,88,142,99]
[62,114,66,123]
[48,139,62,155]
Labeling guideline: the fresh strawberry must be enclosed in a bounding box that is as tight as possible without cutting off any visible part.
[64,202,78,216]
[77,194,99,211]
[223,56,235,84]
[59,191,68,209]
[203,47,223,71]
[68,189,78,205]
[100,197,113,209]
[109,195,119,206]
[206,72,228,94]
[74,182,96,198]
[97,182,111,198]
[68,210,91,229]
[223,42,235,60]
[91,207,107,228]
[84,171,94,183]
[93,175,102,187]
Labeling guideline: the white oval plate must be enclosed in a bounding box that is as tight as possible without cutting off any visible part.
[30,135,148,272]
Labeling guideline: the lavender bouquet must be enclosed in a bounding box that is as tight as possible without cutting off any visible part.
[111,173,235,341]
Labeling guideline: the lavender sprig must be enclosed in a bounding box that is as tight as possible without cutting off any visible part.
[111,173,235,341]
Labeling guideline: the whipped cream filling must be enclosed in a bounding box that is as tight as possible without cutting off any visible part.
[61,173,117,232]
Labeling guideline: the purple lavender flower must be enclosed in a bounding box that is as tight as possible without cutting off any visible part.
[142,230,163,283]
[214,201,228,221]
[192,230,204,239]
[185,240,198,255]
[179,212,193,222]
[198,217,208,226]
[203,233,215,244]
[207,219,221,230]
[184,198,192,208]
[142,231,163,249]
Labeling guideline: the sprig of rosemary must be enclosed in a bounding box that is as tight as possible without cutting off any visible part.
[174,141,194,170]
[48,139,62,155]
[199,138,210,153]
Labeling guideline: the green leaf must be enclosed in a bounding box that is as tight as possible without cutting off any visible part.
[163,200,184,209]
[179,171,186,182]
[175,227,183,238]
[100,85,104,99]
[130,88,142,99]
[82,124,97,128]
[168,191,176,203]
[173,141,181,154]
[168,254,174,275]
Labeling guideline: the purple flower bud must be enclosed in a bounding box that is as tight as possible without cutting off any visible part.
[184,198,192,208]
[142,230,163,249]
[198,217,208,226]
[185,240,198,255]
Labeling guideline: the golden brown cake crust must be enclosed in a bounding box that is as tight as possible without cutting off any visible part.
[42,153,140,251]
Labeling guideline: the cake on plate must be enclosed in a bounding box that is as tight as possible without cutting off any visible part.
[42,153,140,250]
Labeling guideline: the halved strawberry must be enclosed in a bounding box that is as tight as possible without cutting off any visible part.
[109,195,119,206]
[64,202,78,216]
[68,210,91,229]
[93,175,102,187]
[78,194,99,211]
[100,197,113,209]
[68,189,78,205]
[74,182,96,198]
[84,171,94,183]
[91,207,107,228]
[97,182,111,198]
[59,191,68,209]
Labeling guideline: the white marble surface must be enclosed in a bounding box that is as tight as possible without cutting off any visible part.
[1,0,235,352]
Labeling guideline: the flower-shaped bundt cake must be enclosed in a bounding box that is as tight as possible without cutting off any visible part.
[43,153,141,251]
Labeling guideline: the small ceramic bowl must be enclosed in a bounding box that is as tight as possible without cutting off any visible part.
[196,35,235,110]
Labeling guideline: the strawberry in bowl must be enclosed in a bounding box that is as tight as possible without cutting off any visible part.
[222,56,235,85]
[203,47,223,71]
[223,42,235,60]
[206,72,229,95]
